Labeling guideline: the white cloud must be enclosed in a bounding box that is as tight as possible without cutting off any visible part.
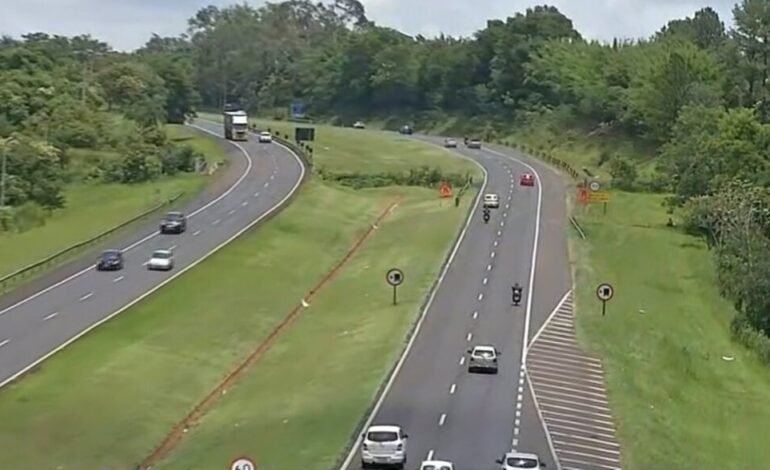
[0,0,739,51]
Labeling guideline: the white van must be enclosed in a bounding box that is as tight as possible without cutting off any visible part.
[483,193,500,209]
[361,425,408,469]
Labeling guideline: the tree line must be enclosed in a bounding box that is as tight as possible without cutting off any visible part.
[0,33,203,232]
[6,0,770,357]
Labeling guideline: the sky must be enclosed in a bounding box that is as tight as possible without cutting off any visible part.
[0,0,739,51]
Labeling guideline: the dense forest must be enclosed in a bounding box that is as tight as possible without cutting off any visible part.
[4,0,770,356]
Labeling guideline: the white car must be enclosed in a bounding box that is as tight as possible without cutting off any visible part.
[483,193,500,209]
[467,345,500,374]
[258,131,272,143]
[420,460,454,470]
[146,249,174,271]
[444,138,457,148]
[353,120,366,129]
[496,451,546,469]
[361,424,408,469]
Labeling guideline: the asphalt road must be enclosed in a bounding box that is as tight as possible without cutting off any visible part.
[0,120,305,388]
[343,136,571,470]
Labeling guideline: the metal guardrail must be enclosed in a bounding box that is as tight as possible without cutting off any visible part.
[0,193,184,294]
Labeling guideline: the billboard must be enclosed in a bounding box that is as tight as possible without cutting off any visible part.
[295,127,315,142]
[290,100,306,119]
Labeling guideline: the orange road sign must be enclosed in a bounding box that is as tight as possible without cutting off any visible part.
[577,188,588,204]
[439,181,453,198]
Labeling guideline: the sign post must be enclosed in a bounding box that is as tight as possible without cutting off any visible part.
[386,268,404,305]
[596,282,614,316]
[230,456,257,470]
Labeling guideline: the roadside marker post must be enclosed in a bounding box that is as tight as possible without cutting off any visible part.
[386,268,404,305]
[596,282,614,316]
[230,456,257,470]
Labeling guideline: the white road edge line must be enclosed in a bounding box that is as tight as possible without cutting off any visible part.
[528,290,572,351]
[0,129,306,391]
[0,122,254,318]
[526,368,563,470]
[338,139,488,470]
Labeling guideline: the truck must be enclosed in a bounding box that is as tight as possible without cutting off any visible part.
[223,109,249,141]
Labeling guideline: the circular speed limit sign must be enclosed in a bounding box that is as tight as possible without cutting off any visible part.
[589,180,601,192]
[386,268,404,286]
[230,457,256,470]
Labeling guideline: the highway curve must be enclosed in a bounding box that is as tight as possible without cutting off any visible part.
[0,120,305,388]
[342,135,571,469]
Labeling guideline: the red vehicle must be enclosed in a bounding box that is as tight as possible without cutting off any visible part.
[520,173,535,186]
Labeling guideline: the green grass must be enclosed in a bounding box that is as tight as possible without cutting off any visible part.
[197,112,477,176]
[0,125,229,279]
[0,126,479,469]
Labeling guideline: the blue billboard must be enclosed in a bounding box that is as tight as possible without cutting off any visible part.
[290,100,306,119]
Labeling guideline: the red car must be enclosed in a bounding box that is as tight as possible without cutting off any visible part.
[520,173,535,186]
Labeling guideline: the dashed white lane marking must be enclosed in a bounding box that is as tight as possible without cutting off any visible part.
[426,450,435,461]
[264,182,270,187]
[466,332,473,341]
[253,191,260,197]
[438,413,447,426]
[212,219,221,225]
[477,293,484,301]
[0,339,9,348]
[450,384,456,394]
[494,240,499,247]
[79,293,93,302]
[228,209,236,215]
[506,203,510,209]
[241,201,248,206]
[169,245,177,251]
[193,230,201,236]
[512,438,518,449]
[483,277,488,284]
[459,356,465,365]
[487,264,492,271]
[113,276,124,283]
[43,312,59,321]
[270,174,275,180]
[500,220,505,227]
[497,230,502,236]
[503,212,508,218]
[491,251,496,258]
[472,311,479,319]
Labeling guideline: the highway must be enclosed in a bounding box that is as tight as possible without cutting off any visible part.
[343,136,571,470]
[0,119,305,388]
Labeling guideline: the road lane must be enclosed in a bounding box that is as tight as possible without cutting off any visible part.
[347,136,568,469]
[0,120,305,388]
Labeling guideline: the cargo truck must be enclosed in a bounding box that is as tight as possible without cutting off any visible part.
[223,110,249,141]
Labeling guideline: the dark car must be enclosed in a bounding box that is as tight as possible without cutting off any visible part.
[96,249,124,271]
[399,125,413,135]
[160,211,187,234]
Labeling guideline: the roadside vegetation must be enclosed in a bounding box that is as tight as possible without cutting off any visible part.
[0,121,481,469]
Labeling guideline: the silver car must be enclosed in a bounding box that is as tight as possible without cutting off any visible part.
[496,451,546,469]
[467,345,499,374]
[466,138,482,149]
[146,249,174,271]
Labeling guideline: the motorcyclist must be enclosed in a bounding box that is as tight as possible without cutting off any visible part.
[512,283,523,305]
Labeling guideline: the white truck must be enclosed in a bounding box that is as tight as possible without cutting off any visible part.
[223,110,249,141]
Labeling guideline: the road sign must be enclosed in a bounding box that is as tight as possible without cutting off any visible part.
[290,100,306,119]
[596,282,614,317]
[577,188,588,204]
[230,457,257,470]
[386,268,404,286]
[588,191,610,203]
[386,268,404,305]
[589,180,601,191]
[295,127,315,141]
[439,181,453,198]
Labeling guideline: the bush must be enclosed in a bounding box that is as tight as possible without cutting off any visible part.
[160,145,200,175]
[318,166,469,190]
[11,201,48,232]
[731,314,770,365]
[608,156,638,190]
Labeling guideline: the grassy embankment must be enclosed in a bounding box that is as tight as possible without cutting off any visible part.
[0,124,216,280]
[0,120,481,469]
[505,121,770,469]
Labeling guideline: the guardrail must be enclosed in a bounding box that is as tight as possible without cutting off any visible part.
[0,193,184,294]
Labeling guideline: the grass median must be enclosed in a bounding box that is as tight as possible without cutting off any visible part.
[0,126,480,469]
[0,124,216,279]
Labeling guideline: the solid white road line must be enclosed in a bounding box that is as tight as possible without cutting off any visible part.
[0,131,306,392]
[0,123,254,318]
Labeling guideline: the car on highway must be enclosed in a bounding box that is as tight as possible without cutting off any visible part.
[258,131,272,143]
[399,125,413,134]
[467,344,499,374]
[159,211,187,234]
[483,193,500,209]
[96,249,124,271]
[466,138,482,149]
[360,424,408,469]
[420,460,454,470]
[520,173,535,187]
[496,451,546,469]
[353,120,366,129]
[146,249,174,271]
[444,138,457,148]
